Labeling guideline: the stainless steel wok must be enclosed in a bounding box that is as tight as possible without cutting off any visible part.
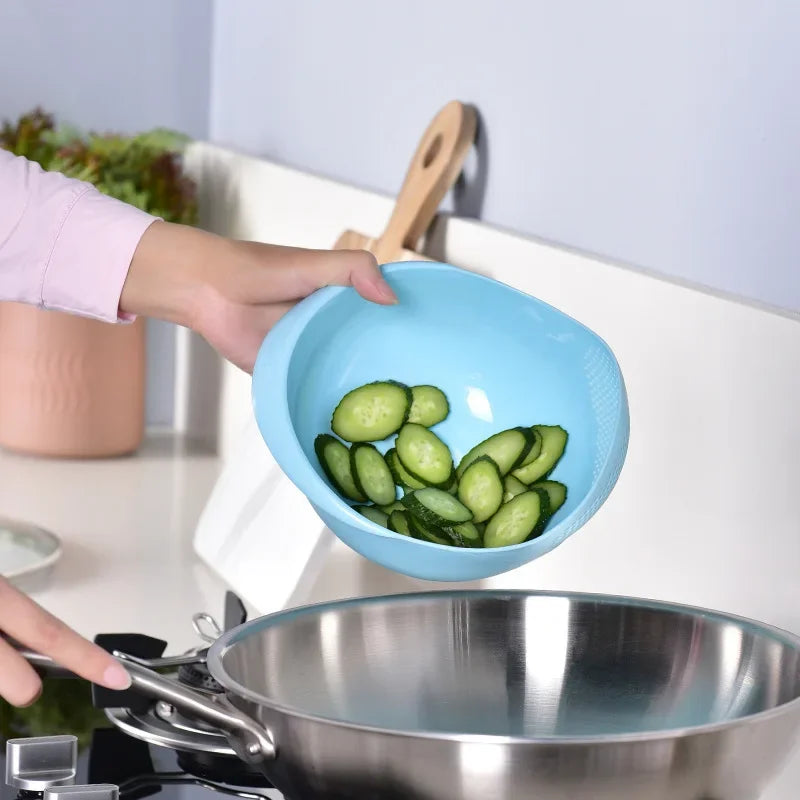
[22,591,800,799]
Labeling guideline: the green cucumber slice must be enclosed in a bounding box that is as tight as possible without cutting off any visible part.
[355,505,390,528]
[396,423,454,487]
[408,514,452,546]
[517,428,543,467]
[484,491,545,548]
[445,520,483,547]
[531,480,568,516]
[503,474,528,503]
[402,487,473,526]
[385,448,426,490]
[529,486,553,539]
[511,425,568,484]
[331,381,412,442]
[407,385,450,427]
[350,443,397,506]
[379,500,405,514]
[457,456,503,523]
[388,509,412,536]
[456,427,535,478]
[314,434,366,502]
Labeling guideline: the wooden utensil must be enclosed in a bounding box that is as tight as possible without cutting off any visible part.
[333,100,477,264]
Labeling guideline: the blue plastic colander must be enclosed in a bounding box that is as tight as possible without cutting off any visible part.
[252,261,629,582]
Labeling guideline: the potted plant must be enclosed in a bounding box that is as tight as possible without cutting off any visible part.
[0,109,197,457]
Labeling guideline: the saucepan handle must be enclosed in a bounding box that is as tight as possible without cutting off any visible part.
[10,641,276,763]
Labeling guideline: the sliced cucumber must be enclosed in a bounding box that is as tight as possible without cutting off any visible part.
[503,474,528,503]
[484,491,545,548]
[350,443,397,506]
[402,487,473,526]
[314,434,366,502]
[529,486,553,539]
[331,381,411,442]
[511,425,568,484]
[456,427,535,478]
[517,427,543,467]
[457,456,503,523]
[355,505,389,528]
[388,509,412,536]
[407,385,450,427]
[379,500,406,514]
[408,514,452,546]
[385,448,426,490]
[445,520,483,548]
[396,423,454,487]
[531,480,568,516]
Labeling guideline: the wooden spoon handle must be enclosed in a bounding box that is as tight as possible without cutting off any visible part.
[372,101,477,264]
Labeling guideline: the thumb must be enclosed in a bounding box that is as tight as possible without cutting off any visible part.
[323,248,398,305]
[283,246,398,305]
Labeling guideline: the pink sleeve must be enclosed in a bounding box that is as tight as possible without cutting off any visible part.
[0,148,158,323]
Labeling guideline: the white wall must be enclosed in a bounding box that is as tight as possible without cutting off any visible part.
[0,0,213,426]
[209,0,800,314]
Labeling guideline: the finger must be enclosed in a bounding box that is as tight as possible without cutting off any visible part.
[332,249,398,305]
[237,244,398,305]
[0,578,131,691]
[0,636,42,707]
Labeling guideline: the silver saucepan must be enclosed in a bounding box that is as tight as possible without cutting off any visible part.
[17,591,800,799]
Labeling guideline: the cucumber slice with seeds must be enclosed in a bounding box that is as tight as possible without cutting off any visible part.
[396,423,454,487]
[531,480,568,515]
[331,381,411,442]
[503,474,528,503]
[484,491,545,548]
[456,427,534,478]
[355,505,389,528]
[350,443,397,506]
[388,509,412,536]
[385,448,426,490]
[408,385,450,427]
[457,456,503,523]
[512,425,568,484]
[402,487,473,527]
[314,434,366,502]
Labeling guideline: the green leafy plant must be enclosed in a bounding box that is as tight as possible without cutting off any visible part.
[1,108,197,224]
[1,679,107,750]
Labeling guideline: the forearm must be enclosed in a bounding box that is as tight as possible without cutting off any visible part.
[0,148,156,321]
[119,220,234,328]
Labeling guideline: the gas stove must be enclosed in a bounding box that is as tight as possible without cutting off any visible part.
[1,593,285,800]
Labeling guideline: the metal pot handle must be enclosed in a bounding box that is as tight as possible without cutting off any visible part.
[13,643,276,763]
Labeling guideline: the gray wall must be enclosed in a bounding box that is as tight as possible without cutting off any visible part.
[0,0,213,426]
[210,0,800,314]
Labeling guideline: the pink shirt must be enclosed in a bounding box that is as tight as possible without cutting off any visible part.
[0,149,157,323]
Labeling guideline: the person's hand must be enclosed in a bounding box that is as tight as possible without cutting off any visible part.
[121,221,397,373]
[0,576,131,706]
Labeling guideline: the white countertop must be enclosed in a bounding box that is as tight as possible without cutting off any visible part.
[2,433,798,798]
[0,435,231,652]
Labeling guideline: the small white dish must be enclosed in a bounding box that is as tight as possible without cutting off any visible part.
[0,517,62,592]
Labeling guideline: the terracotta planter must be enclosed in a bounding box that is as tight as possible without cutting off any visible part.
[0,302,146,458]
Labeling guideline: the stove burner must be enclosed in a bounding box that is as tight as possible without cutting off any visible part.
[177,651,223,694]
[174,753,272,789]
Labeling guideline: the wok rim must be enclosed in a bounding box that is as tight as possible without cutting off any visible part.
[207,589,800,745]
